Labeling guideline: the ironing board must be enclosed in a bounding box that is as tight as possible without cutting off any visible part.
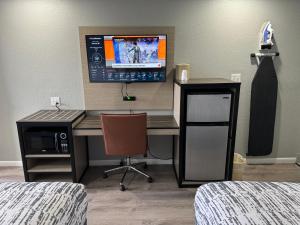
[248,57,278,156]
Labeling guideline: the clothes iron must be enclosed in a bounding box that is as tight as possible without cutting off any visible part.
[259,21,274,50]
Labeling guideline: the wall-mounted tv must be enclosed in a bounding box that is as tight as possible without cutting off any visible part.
[85,35,167,82]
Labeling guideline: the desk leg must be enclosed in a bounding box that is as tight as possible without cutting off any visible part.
[172,135,180,186]
[73,136,89,183]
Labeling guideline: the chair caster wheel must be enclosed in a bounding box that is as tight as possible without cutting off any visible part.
[147,177,153,183]
[120,184,126,191]
[103,173,108,179]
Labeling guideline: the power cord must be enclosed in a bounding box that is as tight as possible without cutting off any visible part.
[147,144,172,160]
[55,102,61,112]
[125,83,129,97]
[121,83,130,98]
[121,84,123,98]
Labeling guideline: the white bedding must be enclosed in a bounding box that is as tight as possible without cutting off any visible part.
[0,182,87,225]
[195,181,300,225]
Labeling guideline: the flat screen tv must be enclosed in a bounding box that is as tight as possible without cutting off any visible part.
[85,35,167,82]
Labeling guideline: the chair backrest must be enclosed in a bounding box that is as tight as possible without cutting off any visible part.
[101,113,147,156]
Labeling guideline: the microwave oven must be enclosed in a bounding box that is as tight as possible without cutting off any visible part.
[24,128,69,154]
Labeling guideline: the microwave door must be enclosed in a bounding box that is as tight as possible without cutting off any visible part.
[41,135,56,153]
[26,132,56,154]
[41,134,56,153]
[30,136,46,153]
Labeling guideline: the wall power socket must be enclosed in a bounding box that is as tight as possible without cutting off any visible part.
[231,73,241,82]
[50,97,61,106]
[296,153,300,166]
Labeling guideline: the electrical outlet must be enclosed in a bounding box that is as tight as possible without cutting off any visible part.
[231,73,241,82]
[296,153,300,166]
[50,97,60,106]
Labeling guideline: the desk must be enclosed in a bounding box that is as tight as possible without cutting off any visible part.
[73,115,180,136]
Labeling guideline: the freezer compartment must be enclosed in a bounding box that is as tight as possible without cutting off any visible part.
[185,126,228,181]
[187,94,231,122]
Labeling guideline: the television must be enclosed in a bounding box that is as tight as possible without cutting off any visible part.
[85,35,167,82]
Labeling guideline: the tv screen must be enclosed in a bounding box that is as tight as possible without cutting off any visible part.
[85,35,167,82]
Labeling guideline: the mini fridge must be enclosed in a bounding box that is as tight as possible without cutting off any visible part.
[173,79,240,187]
[185,94,231,181]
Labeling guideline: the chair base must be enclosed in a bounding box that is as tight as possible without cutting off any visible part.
[103,158,153,191]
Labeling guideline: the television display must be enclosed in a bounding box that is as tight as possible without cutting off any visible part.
[85,35,167,82]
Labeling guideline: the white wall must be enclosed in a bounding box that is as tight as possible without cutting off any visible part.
[0,0,300,161]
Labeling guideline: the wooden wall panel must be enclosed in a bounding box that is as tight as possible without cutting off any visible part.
[79,26,175,110]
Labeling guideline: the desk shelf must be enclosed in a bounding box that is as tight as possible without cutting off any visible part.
[28,174,73,182]
[27,158,72,173]
[25,154,71,159]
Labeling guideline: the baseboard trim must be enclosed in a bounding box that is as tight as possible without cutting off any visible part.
[89,159,172,166]
[246,157,296,165]
[0,161,23,167]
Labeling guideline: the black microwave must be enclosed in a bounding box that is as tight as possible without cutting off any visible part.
[24,128,69,154]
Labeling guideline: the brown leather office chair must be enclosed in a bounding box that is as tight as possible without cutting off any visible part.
[101,113,153,191]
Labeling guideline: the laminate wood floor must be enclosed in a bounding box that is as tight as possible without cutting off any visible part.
[0,164,299,225]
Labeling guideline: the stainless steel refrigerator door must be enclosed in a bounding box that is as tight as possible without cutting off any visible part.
[185,126,229,181]
[187,94,231,122]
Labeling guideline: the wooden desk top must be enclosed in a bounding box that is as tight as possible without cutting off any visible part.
[74,115,179,130]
